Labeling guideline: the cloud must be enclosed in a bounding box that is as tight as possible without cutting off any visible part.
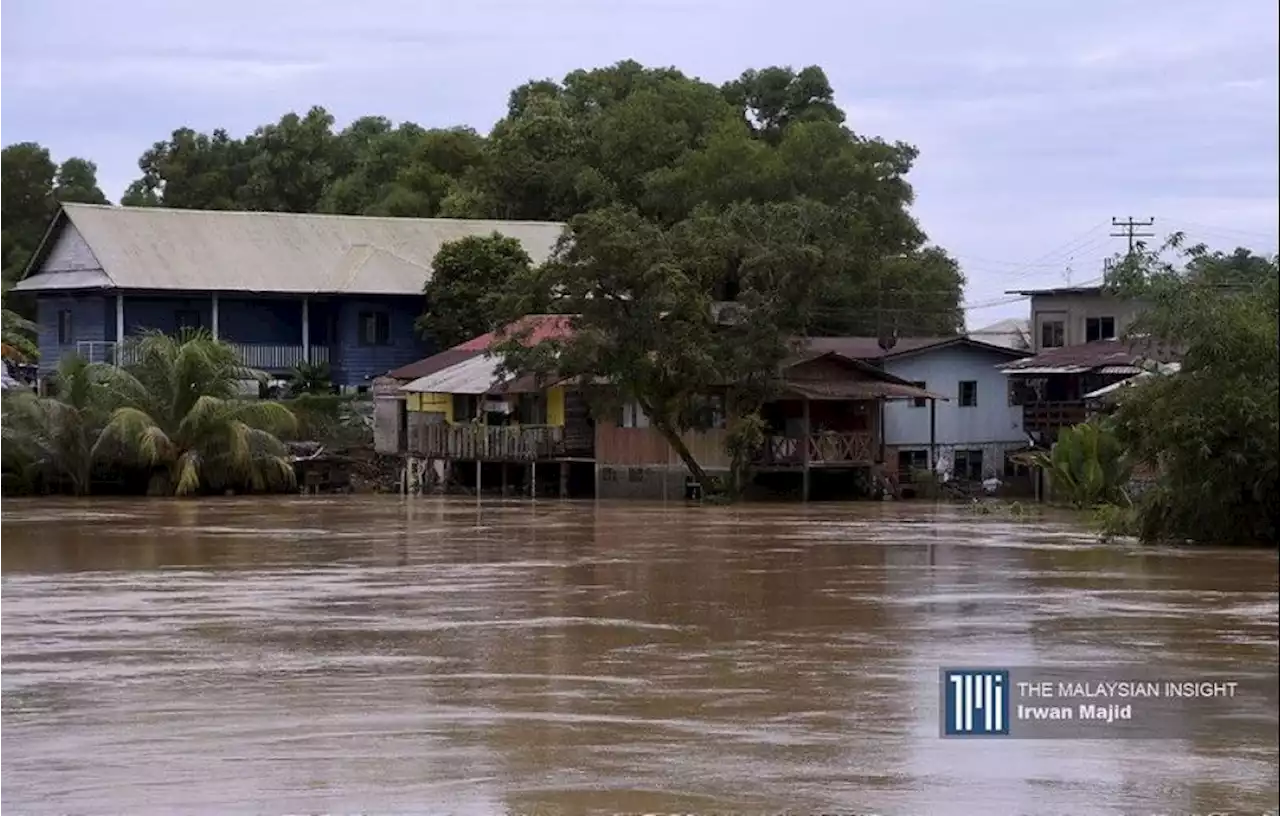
[1,0,1275,330]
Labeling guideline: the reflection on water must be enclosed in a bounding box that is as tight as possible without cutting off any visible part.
[2,497,1277,815]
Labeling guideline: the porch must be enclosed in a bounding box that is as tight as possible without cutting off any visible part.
[77,340,331,370]
[753,431,877,468]
[408,421,568,461]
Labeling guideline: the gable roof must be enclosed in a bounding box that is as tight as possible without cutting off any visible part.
[782,350,949,401]
[805,335,1030,361]
[13,204,566,296]
[999,338,1180,375]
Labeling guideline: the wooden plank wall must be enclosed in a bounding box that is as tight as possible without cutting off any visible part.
[595,423,730,468]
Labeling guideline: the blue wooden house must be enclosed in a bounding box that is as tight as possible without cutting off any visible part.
[12,204,565,390]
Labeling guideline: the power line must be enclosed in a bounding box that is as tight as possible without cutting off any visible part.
[1111,216,1156,255]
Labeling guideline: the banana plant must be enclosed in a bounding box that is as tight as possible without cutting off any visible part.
[1033,420,1133,508]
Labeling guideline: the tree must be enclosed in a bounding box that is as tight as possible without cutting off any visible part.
[54,158,109,205]
[93,330,298,496]
[2,143,59,284]
[497,200,861,490]
[417,234,536,349]
[1,356,127,494]
[1106,237,1278,545]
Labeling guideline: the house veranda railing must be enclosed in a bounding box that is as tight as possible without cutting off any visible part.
[408,423,566,461]
[77,341,329,370]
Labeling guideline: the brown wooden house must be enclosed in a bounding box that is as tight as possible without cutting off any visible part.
[593,350,942,500]
[998,338,1180,445]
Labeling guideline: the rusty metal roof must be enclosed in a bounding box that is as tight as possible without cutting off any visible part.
[786,380,947,401]
[385,349,482,381]
[1000,338,1179,374]
[15,204,566,295]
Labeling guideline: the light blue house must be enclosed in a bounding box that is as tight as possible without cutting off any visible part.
[12,204,564,390]
[878,336,1031,479]
[809,335,1031,480]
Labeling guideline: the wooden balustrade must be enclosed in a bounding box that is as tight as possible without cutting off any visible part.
[409,422,566,461]
[754,431,875,466]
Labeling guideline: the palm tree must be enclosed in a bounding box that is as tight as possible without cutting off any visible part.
[93,329,299,496]
[1,356,124,494]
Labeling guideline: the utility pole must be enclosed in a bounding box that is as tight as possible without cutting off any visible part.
[1110,217,1155,255]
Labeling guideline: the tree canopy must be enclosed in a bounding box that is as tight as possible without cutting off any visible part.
[416,233,535,349]
[1,142,108,285]
[1106,239,1278,546]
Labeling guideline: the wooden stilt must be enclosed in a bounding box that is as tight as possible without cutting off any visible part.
[559,462,568,499]
[530,462,537,498]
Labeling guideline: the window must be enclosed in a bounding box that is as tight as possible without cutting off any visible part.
[453,394,479,422]
[958,380,978,407]
[1041,320,1065,348]
[953,449,984,481]
[358,311,391,346]
[910,381,928,408]
[1008,379,1026,407]
[57,310,74,345]
[898,449,928,477]
[1085,316,1116,342]
[175,309,201,331]
[619,400,649,428]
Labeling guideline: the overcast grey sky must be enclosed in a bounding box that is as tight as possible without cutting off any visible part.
[3,0,1277,326]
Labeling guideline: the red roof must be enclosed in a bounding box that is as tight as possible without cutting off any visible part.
[452,314,575,351]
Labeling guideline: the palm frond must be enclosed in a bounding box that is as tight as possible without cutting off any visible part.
[173,450,202,496]
[232,400,299,438]
[95,407,173,466]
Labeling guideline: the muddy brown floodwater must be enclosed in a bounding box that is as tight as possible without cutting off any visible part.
[2,497,1277,815]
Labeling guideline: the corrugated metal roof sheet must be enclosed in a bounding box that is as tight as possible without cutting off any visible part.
[385,349,482,381]
[786,380,948,401]
[16,204,566,295]
[400,354,511,395]
[454,315,576,351]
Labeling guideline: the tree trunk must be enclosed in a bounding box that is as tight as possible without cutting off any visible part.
[653,420,708,485]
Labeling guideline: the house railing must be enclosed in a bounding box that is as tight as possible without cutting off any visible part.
[1022,400,1088,431]
[76,341,329,370]
[754,431,875,466]
[409,423,566,461]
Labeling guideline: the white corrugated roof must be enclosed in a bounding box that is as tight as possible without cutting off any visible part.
[999,365,1094,374]
[15,204,566,295]
[400,354,511,395]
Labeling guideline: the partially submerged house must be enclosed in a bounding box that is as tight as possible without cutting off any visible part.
[806,335,1032,481]
[998,338,1181,445]
[12,204,565,389]
[376,320,942,499]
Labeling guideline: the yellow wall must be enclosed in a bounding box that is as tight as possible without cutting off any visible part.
[408,392,453,423]
[406,388,565,427]
[547,387,565,427]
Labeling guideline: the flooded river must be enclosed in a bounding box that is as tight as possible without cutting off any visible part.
[2,497,1277,815]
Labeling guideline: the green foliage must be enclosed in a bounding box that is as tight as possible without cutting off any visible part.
[285,393,373,448]
[286,360,334,396]
[1,356,127,494]
[1,142,108,286]
[90,330,298,496]
[1033,420,1133,509]
[1106,237,1278,546]
[2,283,38,362]
[416,234,535,348]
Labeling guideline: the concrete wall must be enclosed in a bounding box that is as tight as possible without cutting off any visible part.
[882,345,1024,449]
[595,464,724,499]
[1030,292,1149,352]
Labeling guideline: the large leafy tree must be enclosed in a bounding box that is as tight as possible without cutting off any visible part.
[94,330,299,496]
[1107,238,1278,546]
[498,200,861,488]
[416,234,537,349]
